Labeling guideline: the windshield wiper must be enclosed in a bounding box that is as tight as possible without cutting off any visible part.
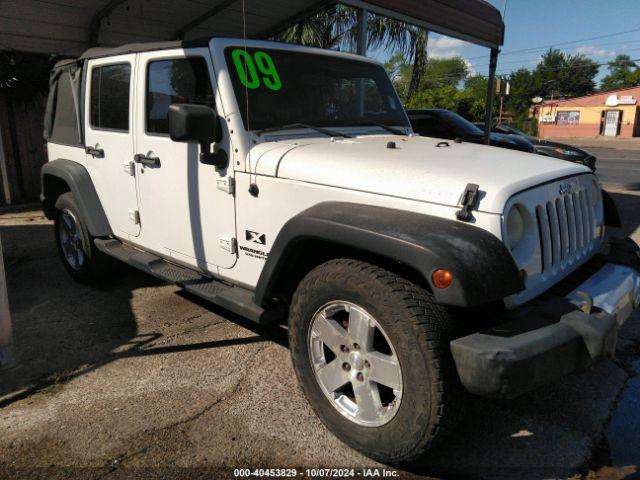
[351,117,409,136]
[256,123,351,138]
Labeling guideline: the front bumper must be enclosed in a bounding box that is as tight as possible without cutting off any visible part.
[450,238,640,398]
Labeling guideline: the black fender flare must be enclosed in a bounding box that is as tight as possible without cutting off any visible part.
[41,159,112,237]
[254,202,524,308]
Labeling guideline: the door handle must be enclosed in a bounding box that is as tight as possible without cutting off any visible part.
[134,154,161,167]
[85,146,104,158]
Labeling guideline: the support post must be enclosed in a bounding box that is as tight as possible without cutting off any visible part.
[0,233,16,370]
[0,121,12,205]
[484,48,499,145]
[356,8,368,115]
[356,8,368,55]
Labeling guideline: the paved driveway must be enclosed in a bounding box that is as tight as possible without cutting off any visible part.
[592,147,640,190]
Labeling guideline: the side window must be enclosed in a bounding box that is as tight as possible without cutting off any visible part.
[50,72,81,145]
[90,63,131,131]
[146,57,214,135]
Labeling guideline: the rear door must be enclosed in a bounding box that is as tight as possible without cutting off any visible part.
[84,55,140,237]
[133,48,237,271]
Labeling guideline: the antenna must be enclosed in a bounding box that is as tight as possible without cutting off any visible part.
[241,0,259,195]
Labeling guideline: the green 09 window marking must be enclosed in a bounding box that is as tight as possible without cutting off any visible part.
[231,49,282,91]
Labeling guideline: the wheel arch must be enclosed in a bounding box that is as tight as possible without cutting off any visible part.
[254,202,524,309]
[41,159,112,237]
[258,237,429,307]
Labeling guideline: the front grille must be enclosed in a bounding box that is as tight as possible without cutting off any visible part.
[535,187,595,273]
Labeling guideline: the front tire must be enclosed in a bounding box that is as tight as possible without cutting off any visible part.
[288,259,463,466]
[54,192,112,283]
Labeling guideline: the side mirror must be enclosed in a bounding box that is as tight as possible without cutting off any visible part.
[168,104,228,169]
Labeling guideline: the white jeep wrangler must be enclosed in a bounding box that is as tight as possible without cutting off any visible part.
[42,38,640,465]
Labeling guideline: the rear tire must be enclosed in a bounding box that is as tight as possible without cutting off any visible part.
[288,259,464,466]
[54,192,113,283]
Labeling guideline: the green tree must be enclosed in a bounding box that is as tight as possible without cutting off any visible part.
[532,49,599,98]
[404,76,492,122]
[404,85,461,110]
[384,55,469,102]
[422,57,469,89]
[601,54,640,91]
[506,68,536,115]
[460,75,493,121]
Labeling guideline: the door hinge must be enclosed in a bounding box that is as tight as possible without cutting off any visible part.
[128,209,140,225]
[218,235,237,254]
[216,177,235,195]
[123,161,135,176]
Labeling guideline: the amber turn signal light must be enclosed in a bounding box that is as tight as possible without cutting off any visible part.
[432,269,453,289]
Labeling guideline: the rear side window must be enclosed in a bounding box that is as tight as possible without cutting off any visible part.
[50,73,81,145]
[90,63,131,131]
[146,57,214,135]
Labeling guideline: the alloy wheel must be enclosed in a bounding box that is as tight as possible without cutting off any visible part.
[308,301,403,427]
[58,209,85,270]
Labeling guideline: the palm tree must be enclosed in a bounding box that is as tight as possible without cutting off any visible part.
[275,7,428,101]
[275,5,356,50]
[367,17,428,101]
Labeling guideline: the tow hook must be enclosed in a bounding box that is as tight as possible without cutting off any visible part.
[575,291,594,314]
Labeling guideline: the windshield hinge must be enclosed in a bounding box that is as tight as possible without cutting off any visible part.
[456,183,480,222]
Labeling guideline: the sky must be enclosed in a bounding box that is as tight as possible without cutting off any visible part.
[371,0,640,84]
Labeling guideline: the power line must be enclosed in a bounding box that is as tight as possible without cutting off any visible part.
[465,26,640,61]
[402,57,640,83]
[464,42,640,72]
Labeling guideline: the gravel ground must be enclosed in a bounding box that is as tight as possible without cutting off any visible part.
[0,184,639,479]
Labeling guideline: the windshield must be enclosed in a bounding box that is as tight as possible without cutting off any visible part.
[225,47,409,132]
[432,110,483,137]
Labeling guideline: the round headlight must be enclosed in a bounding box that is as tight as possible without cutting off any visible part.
[590,179,601,207]
[506,205,525,251]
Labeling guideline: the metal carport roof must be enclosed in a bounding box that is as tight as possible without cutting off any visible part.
[0,0,504,57]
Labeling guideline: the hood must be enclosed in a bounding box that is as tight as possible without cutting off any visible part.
[249,134,591,214]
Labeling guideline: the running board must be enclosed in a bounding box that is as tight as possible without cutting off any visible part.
[94,239,277,324]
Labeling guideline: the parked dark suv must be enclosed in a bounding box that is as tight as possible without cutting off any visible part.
[407,109,535,153]
[484,124,597,171]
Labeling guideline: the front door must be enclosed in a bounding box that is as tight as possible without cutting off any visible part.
[133,49,237,271]
[84,55,140,237]
[604,110,621,137]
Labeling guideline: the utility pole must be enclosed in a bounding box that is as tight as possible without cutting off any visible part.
[0,232,16,370]
[497,79,510,125]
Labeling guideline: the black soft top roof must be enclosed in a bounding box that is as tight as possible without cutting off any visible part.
[78,39,211,60]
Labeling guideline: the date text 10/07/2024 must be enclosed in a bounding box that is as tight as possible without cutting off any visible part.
[233,468,400,478]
